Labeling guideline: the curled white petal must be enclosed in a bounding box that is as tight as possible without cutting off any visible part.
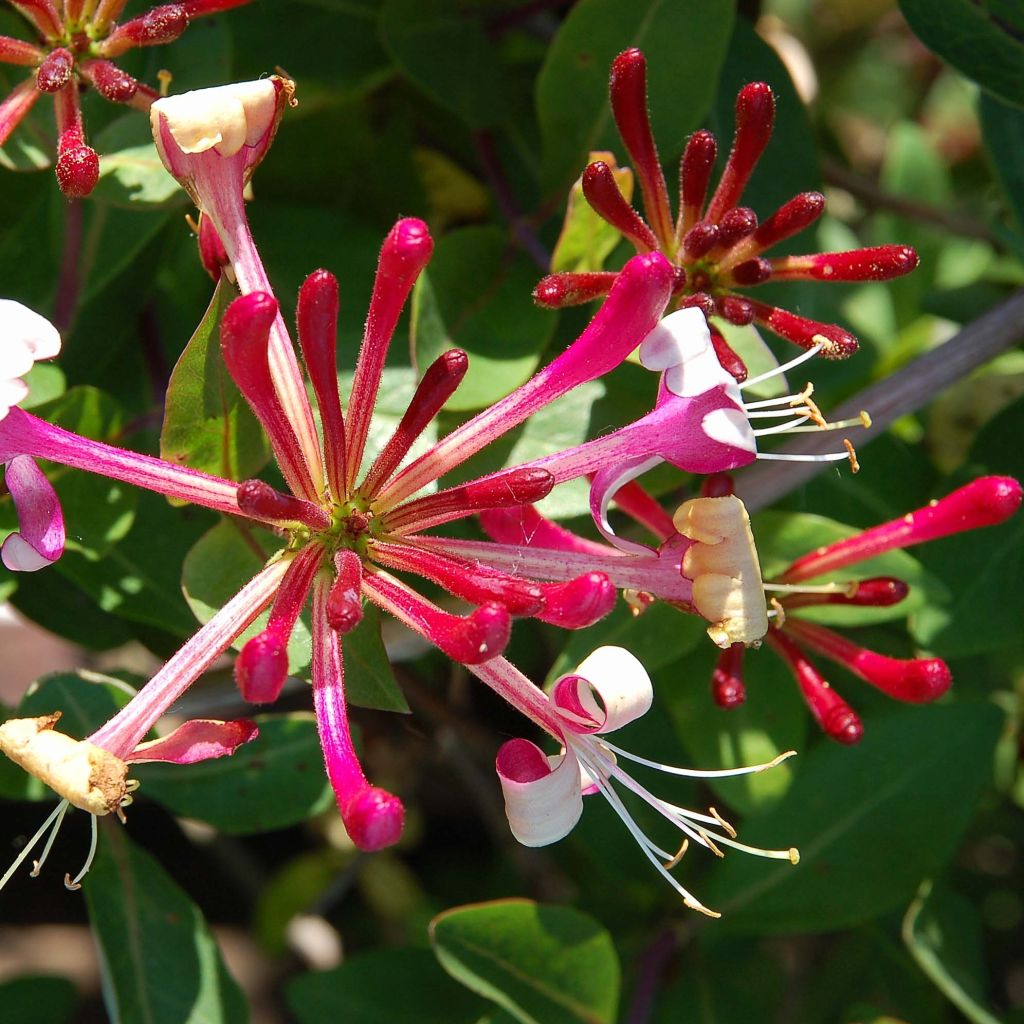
[568,646,653,734]
[701,407,757,454]
[1,533,53,571]
[639,308,735,398]
[589,455,662,556]
[496,738,584,847]
[0,300,61,363]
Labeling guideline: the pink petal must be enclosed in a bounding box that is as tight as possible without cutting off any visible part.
[495,737,583,847]
[1,455,64,571]
[126,718,259,764]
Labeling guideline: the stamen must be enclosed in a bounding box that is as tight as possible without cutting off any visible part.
[663,838,689,869]
[30,800,71,877]
[64,814,99,891]
[1,800,69,892]
[740,345,822,390]
[599,739,796,778]
[756,450,852,464]
[764,581,858,596]
[709,806,737,839]
[844,439,860,473]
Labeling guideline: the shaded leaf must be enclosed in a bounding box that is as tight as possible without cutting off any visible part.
[287,948,486,1024]
[430,899,619,1024]
[703,703,1003,932]
[84,822,247,1024]
[0,975,77,1024]
[94,115,191,209]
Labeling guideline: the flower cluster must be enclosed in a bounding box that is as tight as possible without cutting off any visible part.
[0,0,249,195]
[534,48,919,378]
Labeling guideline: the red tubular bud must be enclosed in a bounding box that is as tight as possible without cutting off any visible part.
[683,221,719,259]
[786,619,952,704]
[751,191,825,251]
[581,161,659,252]
[609,48,674,248]
[768,630,863,744]
[707,82,776,224]
[770,246,919,284]
[343,786,405,852]
[99,4,189,57]
[782,576,910,611]
[8,0,62,40]
[780,477,1023,583]
[0,35,45,65]
[35,49,74,93]
[361,349,469,496]
[386,468,555,532]
[700,473,736,498]
[716,207,758,249]
[326,550,363,634]
[747,299,858,357]
[717,295,754,326]
[712,643,746,708]
[79,59,140,104]
[678,129,718,236]
[727,257,772,286]
[236,479,330,530]
[56,135,100,198]
[197,214,229,281]
[433,601,512,664]
[533,271,617,308]
[535,572,616,629]
[680,292,715,318]
[235,629,289,704]
[708,325,748,382]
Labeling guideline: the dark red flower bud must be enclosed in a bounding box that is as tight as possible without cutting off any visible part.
[770,245,919,283]
[708,326,747,382]
[100,4,189,57]
[728,257,772,286]
[35,48,74,93]
[581,161,658,252]
[79,59,140,104]
[751,191,825,251]
[716,207,758,248]
[533,272,617,308]
[717,295,754,326]
[747,299,858,357]
[678,129,718,233]
[712,643,746,708]
[707,82,775,223]
[683,221,719,259]
[55,139,100,198]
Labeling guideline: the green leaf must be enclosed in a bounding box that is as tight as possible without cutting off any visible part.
[0,975,77,1024]
[379,0,514,129]
[411,227,556,412]
[182,520,309,675]
[550,152,633,273]
[287,949,487,1024]
[979,91,1024,243]
[753,509,946,628]
[430,899,619,1024]
[702,702,1003,932]
[903,881,1001,1024]
[537,0,735,195]
[93,115,190,208]
[160,278,271,486]
[899,0,1024,109]
[342,603,410,713]
[84,822,248,1024]
[136,713,333,834]
[664,643,807,816]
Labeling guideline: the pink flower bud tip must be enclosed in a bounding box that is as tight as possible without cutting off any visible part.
[381,217,434,276]
[539,573,616,629]
[444,603,510,664]
[824,706,863,745]
[56,144,100,198]
[235,630,288,703]
[343,786,405,852]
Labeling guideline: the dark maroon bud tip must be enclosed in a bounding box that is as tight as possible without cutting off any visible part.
[736,81,776,128]
[36,49,74,93]
[729,257,772,286]
[712,676,746,708]
[824,706,863,744]
[680,292,716,318]
[708,327,748,382]
[382,216,434,277]
[683,221,719,259]
[680,130,718,211]
[711,642,746,707]
[717,295,755,326]
[129,4,190,46]
[532,272,617,308]
[700,473,736,498]
[900,659,952,702]
[56,145,100,198]
[235,631,288,704]
[343,786,405,852]
[81,59,140,104]
[610,47,646,81]
[197,215,228,281]
[717,207,758,247]
[851,577,910,606]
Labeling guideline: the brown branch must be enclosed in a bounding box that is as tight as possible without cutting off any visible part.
[734,288,1024,510]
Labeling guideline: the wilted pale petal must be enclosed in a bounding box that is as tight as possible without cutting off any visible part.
[126,719,258,764]
[495,737,583,847]
[1,455,65,571]
[555,646,653,734]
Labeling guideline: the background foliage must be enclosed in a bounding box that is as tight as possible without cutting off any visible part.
[2,0,1023,1021]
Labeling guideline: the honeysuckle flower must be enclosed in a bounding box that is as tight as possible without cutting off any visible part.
[1,79,681,856]
[478,645,798,917]
[1,298,64,571]
[723,474,1024,743]
[0,0,250,196]
[0,710,256,892]
[534,48,919,379]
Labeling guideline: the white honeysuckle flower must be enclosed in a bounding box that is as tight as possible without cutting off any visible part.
[0,299,61,422]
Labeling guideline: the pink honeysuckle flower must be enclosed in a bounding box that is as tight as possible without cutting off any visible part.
[477,645,797,917]
[0,0,251,196]
[0,709,257,892]
[533,48,919,379]
[1,80,680,855]
[475,473,1022,744]
[1,298,64,570]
